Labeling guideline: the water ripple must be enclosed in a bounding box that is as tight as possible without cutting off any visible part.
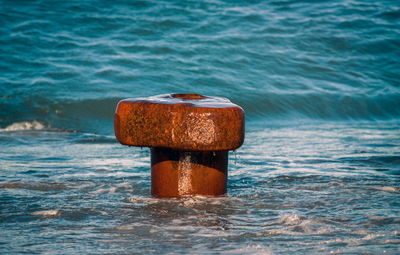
[1,1,400,253]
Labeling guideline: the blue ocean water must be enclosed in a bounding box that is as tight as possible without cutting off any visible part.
[1,0,399,254]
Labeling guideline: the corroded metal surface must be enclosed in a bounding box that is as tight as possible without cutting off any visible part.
[114,93,245,197]
[114,93,244,151]
[151,148,228,197]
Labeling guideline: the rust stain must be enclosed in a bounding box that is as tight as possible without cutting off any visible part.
[114,93,244,151]
[114,93,245,197]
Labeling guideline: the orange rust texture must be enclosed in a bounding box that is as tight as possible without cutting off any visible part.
[114,94,244,151]
[151,148,228,197]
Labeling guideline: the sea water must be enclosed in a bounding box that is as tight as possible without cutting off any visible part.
[1,0,399,254]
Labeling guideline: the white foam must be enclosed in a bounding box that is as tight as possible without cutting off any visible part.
[221,244,273,255]
[115,182,132,189]
[116,225,136,231]
[91,187,117,194]
[127,196,160,205]
[362,233,386,240]
[32,210,60,216]
[265,214,333,236]
[374,186,399,193]
[278,213,302,225]
[0,121,46,131]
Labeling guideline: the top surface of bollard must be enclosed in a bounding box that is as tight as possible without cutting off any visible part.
[114,93,245,151]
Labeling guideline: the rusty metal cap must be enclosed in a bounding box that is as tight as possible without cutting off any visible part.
[114,93,245,151]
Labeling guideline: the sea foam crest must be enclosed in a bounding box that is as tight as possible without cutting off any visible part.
[32,210,60,216]
[0,121,46,131]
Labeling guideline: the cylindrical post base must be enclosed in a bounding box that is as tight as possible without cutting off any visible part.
[151,147,228,198]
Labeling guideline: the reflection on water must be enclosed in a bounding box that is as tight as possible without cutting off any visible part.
[1,122,399,254]
[1,0,400,252]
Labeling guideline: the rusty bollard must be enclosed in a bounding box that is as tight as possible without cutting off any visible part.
[114,93,244,197]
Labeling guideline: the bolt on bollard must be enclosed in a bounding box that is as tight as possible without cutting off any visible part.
[114,93,245,198]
